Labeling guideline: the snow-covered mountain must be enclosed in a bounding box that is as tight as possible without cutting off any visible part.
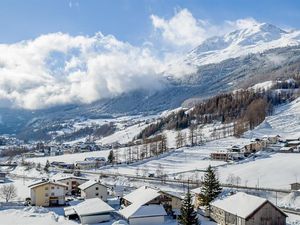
[1,22,300,140]
[184,22,300,67]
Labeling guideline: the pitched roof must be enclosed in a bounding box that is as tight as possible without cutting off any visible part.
[78,180,108,190]
[211,192,286,219]
[69,198,114,216]
[122,186,160,205]
[119,204,167,219]
[57,176,89,182]
[28,179,67,189]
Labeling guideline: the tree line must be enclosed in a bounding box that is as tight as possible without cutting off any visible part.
[137,86,299,140]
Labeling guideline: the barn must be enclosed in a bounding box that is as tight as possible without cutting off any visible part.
[210,192,287,225]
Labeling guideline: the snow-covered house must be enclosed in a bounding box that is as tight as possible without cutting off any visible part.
[64,198,114,224]
[210,192,287,225]
[280,146,294,153]
[121,186,161,207]
[57,176,89,196]
[28,179,67,207]
[290,182,300,191]
[286,140,300,147]
[119,204,167,225]
[78,180,109,201]
[121,186,181,217]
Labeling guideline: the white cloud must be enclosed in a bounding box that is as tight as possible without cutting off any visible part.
[0,8,264,110]
[151,9,208,48]
[0,33,165,109]
[150,9,260,49]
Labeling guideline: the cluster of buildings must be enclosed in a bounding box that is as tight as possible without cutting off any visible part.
[28,176,183,225]
[27,177,288,225]
[210,135,300,161]
[22,142,102,158]
[49,156,107,171]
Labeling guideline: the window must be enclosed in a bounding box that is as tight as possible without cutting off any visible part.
[45,187,48,190]
[101,196,103,199]
[95,187,99,190]
[66,182,69,185]
[66,187,68,190]
[51,193,55,196]
[51,186,54,189]
[57,187,59,189]
[95,193,99,196]
[45,193,49,197]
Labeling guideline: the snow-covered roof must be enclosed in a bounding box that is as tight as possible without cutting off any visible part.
[28,179,67,189]
[122,186,160,205]
[191,187,201,194]
[64,206,76,216]
[57,176,89,181]
[78,180,108,190]
[211,192,285,219]
[159,190,183,199]
[280,147,293,151]
[119,204,167,219]
[211,192,266,218]
[73,198,114,216]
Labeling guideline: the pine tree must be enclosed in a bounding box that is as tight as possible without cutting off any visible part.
[199,165,222,208]
[44,160,50,173]
[108,150,114,164]
[178,187,199,225]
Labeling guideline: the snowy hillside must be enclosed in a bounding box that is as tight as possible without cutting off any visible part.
[246,97,300,139]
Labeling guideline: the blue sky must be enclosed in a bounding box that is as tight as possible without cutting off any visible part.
[0,0,299,44]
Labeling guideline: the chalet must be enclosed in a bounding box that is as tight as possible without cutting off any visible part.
[290,182,300,191]
[78,180,109,201]
[158,190,183,217]
[280,146,294,153]
[210,192,287,225]
[211,151,229,161]
[211,150,243,161]
[57,176,89,195]
[119,204,167,225]
[64,198,114,224]
[244,141,265,154]
[121,186,181,217]
[121,186,161,207]
[263,135,280,144]
[286,141,300,147]
[28,179,67,207]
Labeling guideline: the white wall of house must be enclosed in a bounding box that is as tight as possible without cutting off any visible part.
[81,184,108,201]
[129,216,165,225]
[80,214,111,224]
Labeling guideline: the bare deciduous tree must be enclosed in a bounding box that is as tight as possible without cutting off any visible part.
[0,184,17,202]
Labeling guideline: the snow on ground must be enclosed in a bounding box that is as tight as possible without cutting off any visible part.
[98,122,149,145]
[279,191,300,210]
[246,97,300,139]
[26,150,113,165]
[0,205,215,225]
[217,152,300,189]
[103,137,251,176]
[250,80,274,91]
[0,178,31,201]
[0,207,77,225]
